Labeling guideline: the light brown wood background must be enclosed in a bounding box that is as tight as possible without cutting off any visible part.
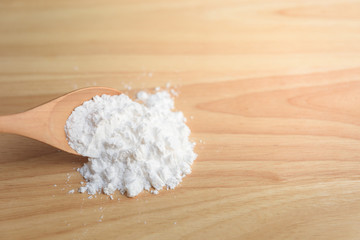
[1,0,360,239]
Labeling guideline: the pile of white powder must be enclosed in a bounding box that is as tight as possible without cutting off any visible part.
[65,90,197,197]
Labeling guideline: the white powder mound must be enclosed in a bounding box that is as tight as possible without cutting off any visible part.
[65,90,197,197]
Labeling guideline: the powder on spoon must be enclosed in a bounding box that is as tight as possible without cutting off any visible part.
[65,90,197,197]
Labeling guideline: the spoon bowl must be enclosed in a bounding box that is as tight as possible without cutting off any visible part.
[0,87,121,155]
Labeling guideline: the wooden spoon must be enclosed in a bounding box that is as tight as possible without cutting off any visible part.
[0,87,121,155]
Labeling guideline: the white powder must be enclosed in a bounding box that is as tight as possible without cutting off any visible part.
[65,90,197,197]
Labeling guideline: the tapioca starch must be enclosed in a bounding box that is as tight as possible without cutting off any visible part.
[65,90,197,197]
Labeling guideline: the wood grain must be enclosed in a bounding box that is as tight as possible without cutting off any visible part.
[1,0,360,239]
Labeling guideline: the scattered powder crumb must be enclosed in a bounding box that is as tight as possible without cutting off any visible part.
[68,189,75,194]
[110,195,114,200]
[190,116,194,120]
[148,72,153,77]
[144,221,147,224]
[166,82,171,88]
[151,190,159,195]
[81,182,84,185]
[123,84,132,90]
[118,198,120,201]
[88,196,93,199]
[54,184,57,187]
[66,173,71,182]
[65,90,197,197]
[174,222,177,225]
[155,87,160,91]
[99,215,103,222]
[170,89,179,96]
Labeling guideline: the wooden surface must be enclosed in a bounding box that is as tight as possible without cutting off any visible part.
[1,0,360,239]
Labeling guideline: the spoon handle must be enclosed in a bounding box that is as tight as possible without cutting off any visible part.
[0,111,47,141]
[0,114,23,134]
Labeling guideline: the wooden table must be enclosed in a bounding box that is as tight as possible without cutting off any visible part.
[1,0,360,239]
